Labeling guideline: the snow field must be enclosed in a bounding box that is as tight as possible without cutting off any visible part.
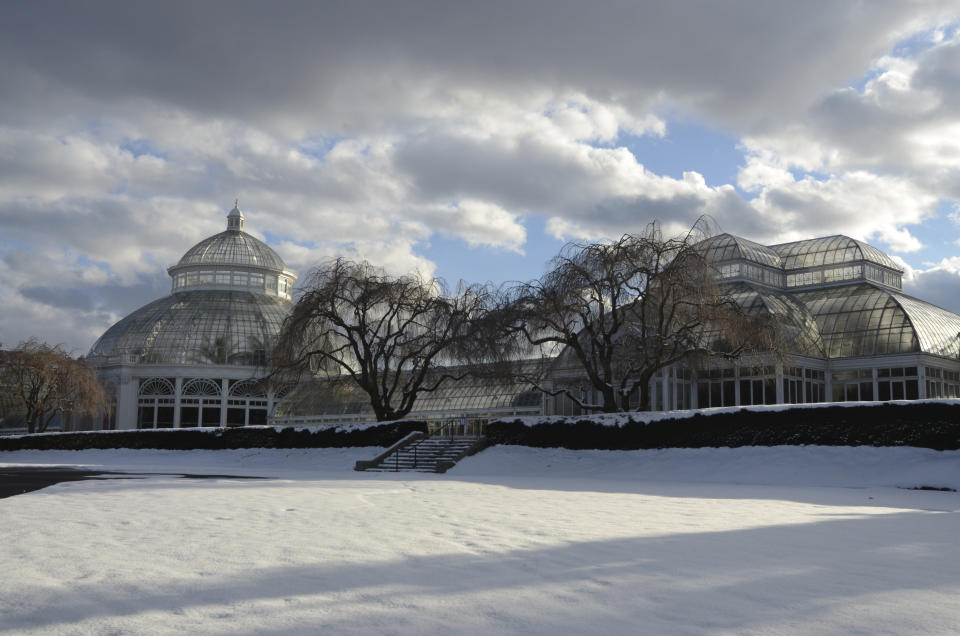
[0,445,958,635]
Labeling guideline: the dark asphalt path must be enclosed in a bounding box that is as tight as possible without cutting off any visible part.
[0,468,265,499]
[0,468,121,499]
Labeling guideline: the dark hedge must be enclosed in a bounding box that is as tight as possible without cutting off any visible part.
[0,421,427,451]
[6,403,960,452]
[485,403,960,451]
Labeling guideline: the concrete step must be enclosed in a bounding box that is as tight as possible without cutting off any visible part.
[358,436,487,473]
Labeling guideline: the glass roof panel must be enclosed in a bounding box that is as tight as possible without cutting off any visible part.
[793,284,918,357]
[174,230,288,272]
[88,290,290,367]
[698,234,783,268]
[710,282,824,357]
[276,372,543,418]
[771,235,903,272]
[894,294,960,358]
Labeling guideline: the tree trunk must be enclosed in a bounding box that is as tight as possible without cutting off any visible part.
[638,390,651,412]
[39,411,56,433]
[636,372,655,412]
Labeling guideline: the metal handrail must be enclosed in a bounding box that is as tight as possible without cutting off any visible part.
[428,417,486,439]
[354,430,424,471]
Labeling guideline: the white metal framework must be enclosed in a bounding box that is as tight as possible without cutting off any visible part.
[89,204,297,430]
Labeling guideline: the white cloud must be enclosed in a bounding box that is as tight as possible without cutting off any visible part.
[3,2,960,351]
[745,169,936,250]
[901,256,960,313]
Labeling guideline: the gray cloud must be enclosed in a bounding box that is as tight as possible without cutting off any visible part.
[2,1,960,352]
[20,286,95,312]
[903,268,960,315]
[2,1,952,135]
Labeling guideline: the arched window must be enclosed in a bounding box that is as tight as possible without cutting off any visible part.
[139,377,175,396]
[180,378,223,427]
[137,377,175,429]
[226,379,269,426]
[182,378,222,396]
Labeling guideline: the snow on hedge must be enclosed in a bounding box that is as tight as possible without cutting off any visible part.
[503,398,960,427]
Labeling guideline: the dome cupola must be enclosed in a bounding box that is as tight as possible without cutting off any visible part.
[227,200,244,231]
[166,203,297,299]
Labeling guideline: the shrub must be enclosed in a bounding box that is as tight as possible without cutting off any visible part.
[485,403,960,450]
[0,421,428,451]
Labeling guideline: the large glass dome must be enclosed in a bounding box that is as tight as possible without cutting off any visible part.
[88,204,297,367]
[167,204,296,299]
[88,291,289,366]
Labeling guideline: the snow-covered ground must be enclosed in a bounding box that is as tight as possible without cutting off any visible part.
[1,445,959,635]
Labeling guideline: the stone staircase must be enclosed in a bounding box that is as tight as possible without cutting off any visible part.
[356,434,487,473]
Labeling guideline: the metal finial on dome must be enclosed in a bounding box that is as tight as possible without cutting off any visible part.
[227,200,245,231]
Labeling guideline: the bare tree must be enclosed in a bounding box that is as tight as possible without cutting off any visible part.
[499,220,768,413]
[272,258,487,421]
[0,339,107,433]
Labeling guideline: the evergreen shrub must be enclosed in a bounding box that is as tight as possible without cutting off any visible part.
[0,421,428,451]
[485,403,960,450]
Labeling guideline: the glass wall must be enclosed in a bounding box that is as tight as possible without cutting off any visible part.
[738,366,777,406]
[804,369,825,403]
[876,366,920,401]
[782,367,803,404]
[675,368,693,409]
[922,367,960,399]
[696,368,736,408]
[831,369,874,402]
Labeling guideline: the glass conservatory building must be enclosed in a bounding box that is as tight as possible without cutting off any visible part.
[628,233,960,412]
[276,232,960,424]
[89,223,960,427]
[87,204,297,429]
[272,371,545,429]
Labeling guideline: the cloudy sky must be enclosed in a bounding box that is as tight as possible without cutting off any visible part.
[4,1,960,353]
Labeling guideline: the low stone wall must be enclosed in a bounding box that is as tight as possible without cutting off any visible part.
[0,421,427,451]
[485,403,960,450]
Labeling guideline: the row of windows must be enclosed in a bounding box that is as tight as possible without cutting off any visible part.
[650,363,960,410]
[786,265,864,289]
[832,379,921,402]
[879,366,919,378]
[924,366,960,381]
[652,365,829,410]
[924,366,960,399]
[139,377,272,398]
[137,404,269,428]
[832,368,874,381]
[925,380,960,399]
[865,264,902,289]
[718,263,785,287]
[720,260,902,292]
[695,377,828,408]
[172,270,293,297]
[137,377,275,428]
[784,377,825,404]
[787,366,926,403]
